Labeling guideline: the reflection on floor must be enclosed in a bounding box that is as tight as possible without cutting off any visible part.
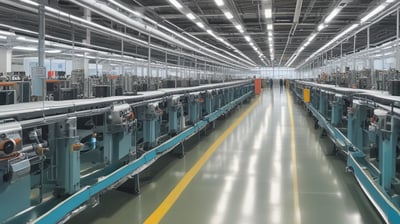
[70,86,383,224]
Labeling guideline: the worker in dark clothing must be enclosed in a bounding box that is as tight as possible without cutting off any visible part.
[269,78,273,88]
[279,79,284,92]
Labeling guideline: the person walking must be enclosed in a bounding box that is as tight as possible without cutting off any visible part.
[279,79,284,92]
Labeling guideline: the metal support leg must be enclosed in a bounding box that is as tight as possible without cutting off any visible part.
[133,174,140,194]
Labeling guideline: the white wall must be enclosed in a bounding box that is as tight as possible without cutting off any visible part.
[15,57,73,76]
[249,67,297,79]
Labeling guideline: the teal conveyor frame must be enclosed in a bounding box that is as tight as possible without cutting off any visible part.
[291,80,400,224]
[32,91,252,224]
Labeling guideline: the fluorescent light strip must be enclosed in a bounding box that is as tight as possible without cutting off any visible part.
[186,13,195,20]
[317,24,325,31]
[286,2,353,67]
[224,11,233,20]
[168,0,183,9]
[46,49,62,54]
[265,9,272,19]
[214,0,262,65]
[361,5,385,23]
[20,0,39,6]
[299,0,394,67]
[40,2,254,69]
[334,24,358,41]
[325,8,341,23]
[0,35,6,40]
[306,24,359,61]
[215,0,224,6]
[196,22,205,28]
[107,0,255,66]
[17,36,38,43]
[0,30,15,36]
[13,46,36,51]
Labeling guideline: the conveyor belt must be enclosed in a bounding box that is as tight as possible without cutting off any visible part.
[296,80,400,115]
[0,80,251,120]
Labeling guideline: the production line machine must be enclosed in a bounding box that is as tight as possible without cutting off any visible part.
[0,79,254,224]
[291,80,400,223]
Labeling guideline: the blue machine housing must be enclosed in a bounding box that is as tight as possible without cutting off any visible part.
[291,80,400,224]
[0,80,254,223]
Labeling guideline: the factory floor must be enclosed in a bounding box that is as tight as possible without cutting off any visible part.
[70,86,383,224]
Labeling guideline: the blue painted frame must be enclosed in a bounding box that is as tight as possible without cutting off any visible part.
[33,91,252,224]
[292,85,400,224]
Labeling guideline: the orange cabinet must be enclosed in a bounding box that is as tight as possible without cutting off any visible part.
[254,79,261,95]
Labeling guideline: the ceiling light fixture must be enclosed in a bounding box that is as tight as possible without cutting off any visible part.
[267,24,273,30]
[215,0,224,6]
[20,0,39,6]
[168,0,183,9]
[361,5,385,23]
[265,9,272,19]
[325,8,341,23]
[186,13,195,20]
[17,36,38,43]
[13,46,36,51]
[46,49,62,53]
[305,23,359,62]
[224,11,233,20]
[0,30,15,36]
[196,22,205,28]
[285,1,353,67]
[317,24,326,31]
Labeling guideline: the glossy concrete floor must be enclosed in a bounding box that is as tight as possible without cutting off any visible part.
[70,86,383,224]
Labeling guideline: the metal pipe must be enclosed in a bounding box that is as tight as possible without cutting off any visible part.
[2,1,248,70]
[38,0,45,68]
[278,0,303,65]
[148,34,151,85]
[70,0,255,68]
[35,0,46,100]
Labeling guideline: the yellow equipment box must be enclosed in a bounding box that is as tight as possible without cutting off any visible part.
[303,88,310,103]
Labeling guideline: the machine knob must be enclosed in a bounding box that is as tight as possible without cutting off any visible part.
[1,139,15,154]
[3,140,15,154]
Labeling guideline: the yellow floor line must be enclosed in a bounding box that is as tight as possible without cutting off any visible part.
[286,88,301,224]
[144,96,260,224]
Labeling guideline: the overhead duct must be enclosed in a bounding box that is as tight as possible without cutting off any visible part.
[2,0,250,70]
[69,0,256,67]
